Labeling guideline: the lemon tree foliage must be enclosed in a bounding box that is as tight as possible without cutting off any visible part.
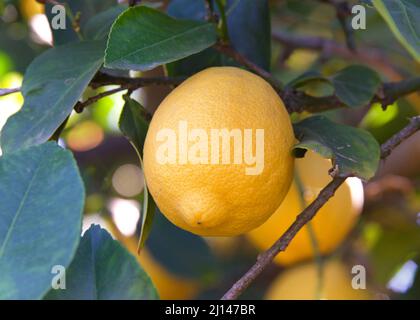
[105,6,217,71]
[119,97,155,250]
[147,211,218,280]
[0,143,84,299]
[83,5,127,40]
[372,0,420,62]
[287,65,381,108]
[45,225,158,300]
[293,116,380,180]
[167,0,271,74]
[0,41,104,154]
[45,0,117,45]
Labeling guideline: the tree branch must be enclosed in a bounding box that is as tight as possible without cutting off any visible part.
[0,87,21,97]
[214,42,283,92]
[221,115,420,300]
[90,72,185,88]
[319,0,355,51]
[74,86,129,113]
[272,30,399,79]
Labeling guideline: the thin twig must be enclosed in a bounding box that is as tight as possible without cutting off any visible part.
[272,30,399,78]
[74,86,129,113]
[214,42,283,92]
[221,116,420,300]
[0,87,21,97]
[380,116,420,159]
[324,0,355,51]
[90,73,185,88]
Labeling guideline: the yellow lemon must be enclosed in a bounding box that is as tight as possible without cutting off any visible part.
[266,260,371,300]
[248,150,364,265]
[143,67,295,236]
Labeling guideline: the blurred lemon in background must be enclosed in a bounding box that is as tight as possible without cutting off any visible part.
[266,259,371,300]
[248,150,364,265]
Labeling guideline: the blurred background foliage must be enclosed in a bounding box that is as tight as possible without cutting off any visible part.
[0,0,419,299]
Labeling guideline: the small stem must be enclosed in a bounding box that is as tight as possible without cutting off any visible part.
[215,0,229,43]
[74,86,129,113]
[0,87,21,97]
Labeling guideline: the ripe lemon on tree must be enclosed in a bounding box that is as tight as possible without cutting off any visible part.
[247,150,364,265]
[266,259,371,300]
[143,67,295,236]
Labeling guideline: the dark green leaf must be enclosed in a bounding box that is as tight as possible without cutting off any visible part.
[331,65,381,108]
[0,142,84,299]
[293,115,380,180]
[45,0,117,45]
[44,225,158,300]
[226,0,271,71]
[119,97,154,250]
[0,41,104,154]
[167,0,207,20]
[146,211,218,280]
[83,5,127,40]
[105,6,217,71]
[119,96,149,156]
[138,178,156,251]
[372,0,420,62]
[167,0,271,74]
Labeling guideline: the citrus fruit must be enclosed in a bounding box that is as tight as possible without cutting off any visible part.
[266,259,371,300]
[247,150,364,265]
[143,67,295,236]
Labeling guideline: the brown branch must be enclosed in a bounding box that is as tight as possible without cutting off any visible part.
[213,42,283,93]
[90,72,185,88]
[74,86,130,113]
[380,116,420,159]
[319,0,355,51]
[272,30,399,79]
[221,116,420,300]
[0,87,21,97]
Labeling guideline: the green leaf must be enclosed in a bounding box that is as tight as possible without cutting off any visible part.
[44,225,158,300]
[105,6,217,71]
[331,65,381,108]
[45,0,117,45]
[0,142,84,299]
[119,97,154,251]
[167,0,271,74]
[83,5,127,40]
[138,176,156,252]
[147,211,219,281]
[226,0,271,71]
[0,41,104,154]
[119,96,149,157]
[293,115,380,180]
[372,0,420,62]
